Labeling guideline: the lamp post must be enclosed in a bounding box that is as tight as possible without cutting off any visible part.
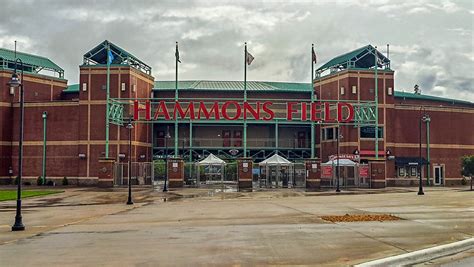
[163,126,171,192]
[8,58,25,231]
[41,111,47,186]
[422,114,431,186]
[418,107,425,195]
[336,129,342,193]
[126,118,134,205]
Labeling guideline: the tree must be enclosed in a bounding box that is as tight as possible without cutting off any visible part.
[461,155,474,191]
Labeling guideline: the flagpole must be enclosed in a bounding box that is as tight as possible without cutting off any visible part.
[175,42,179,157]
[311,44,315,159]
[105,42,110,158]
[243,42,247,158]
[374,46,379,160]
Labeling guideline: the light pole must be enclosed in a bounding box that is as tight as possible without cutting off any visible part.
[126,118,134,205]
[41,111,47,186]
[336,129,342,193]
[418,107,425,195]
[163,126,171,192]
[8,58,25,231]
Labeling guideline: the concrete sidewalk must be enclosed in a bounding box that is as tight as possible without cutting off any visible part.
[0,187,472,266]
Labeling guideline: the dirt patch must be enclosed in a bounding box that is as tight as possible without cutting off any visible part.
[321,214,401,222]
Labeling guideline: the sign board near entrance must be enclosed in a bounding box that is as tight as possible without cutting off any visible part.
[133,100,355,123]
[329,154,360,162]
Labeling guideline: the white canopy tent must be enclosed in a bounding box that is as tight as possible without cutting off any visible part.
[321,158,368,188]
[196,153,226,186]
[259,154,294,188]
[321,158,357,167]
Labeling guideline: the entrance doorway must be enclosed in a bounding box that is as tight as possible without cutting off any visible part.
[434,165,444,185]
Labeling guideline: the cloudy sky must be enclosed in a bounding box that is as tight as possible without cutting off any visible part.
[1,0,472,101]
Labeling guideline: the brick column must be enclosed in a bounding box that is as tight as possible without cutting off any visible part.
[370,161,386,188]
[167,158,184,188]
[238,158,253,191]
[98,157,115,187]
[305,158,321,191]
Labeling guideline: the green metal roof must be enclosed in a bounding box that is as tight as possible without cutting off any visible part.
[316,45,390,74]
[82,40,152,75]
[0,47,64,78]
[154,80,312,92]
[63,84,79,94]
[394,91,473,105]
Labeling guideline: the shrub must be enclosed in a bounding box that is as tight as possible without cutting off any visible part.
[37,176,44,186]
[24,181,31,186]
[46,180,55,186]
[62,177,69,186]
[461,177,467,185]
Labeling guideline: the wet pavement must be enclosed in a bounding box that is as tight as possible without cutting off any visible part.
[0,186,472,266]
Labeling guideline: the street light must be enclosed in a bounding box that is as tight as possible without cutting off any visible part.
[163,126,171,192]
[8,59,25,231]
[418,107,425,195]
[126,118,134,205]
[336,128,342,193]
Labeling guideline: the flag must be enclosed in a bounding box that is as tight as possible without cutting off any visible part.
[107,50,114,65]
[246,51,254,65]
[175,44,181,63]
[312,46,317,64]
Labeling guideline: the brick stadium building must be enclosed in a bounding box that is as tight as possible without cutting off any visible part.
[0,41,472,187]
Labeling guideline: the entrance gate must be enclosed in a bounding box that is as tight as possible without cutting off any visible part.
[114,162,153,186]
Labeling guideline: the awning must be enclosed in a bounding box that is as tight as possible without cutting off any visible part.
[321,158,357,167]
[395,157,428,166]
[259,154,293,166]
[197,153,226,166]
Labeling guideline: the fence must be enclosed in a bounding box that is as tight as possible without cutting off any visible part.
[114,162,153,186]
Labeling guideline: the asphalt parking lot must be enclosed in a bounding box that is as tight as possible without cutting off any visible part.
[0,187,472,266]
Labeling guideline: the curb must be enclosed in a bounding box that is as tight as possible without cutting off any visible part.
[355,238,474,267]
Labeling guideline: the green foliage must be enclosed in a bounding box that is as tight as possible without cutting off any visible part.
[461,155,474,177]
[62,177,69,186]
[37,176,44,186]
[154,160,166,178]
[0,190,62,201]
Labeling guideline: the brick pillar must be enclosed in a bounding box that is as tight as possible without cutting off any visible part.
[98,157,115,187]
[370,161,386,188]
[168,158,184,188]
[305,158,321,191]
[238,158,253,191]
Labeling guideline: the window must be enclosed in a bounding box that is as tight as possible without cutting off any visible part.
[352,85,357,94]
[340,87,345,95]
[410,166,418,177]
[326,128,334,140]
[322,128,336,141]
[121,83,126,91]
[82,83,87,92]
[387,87,393,95]
[360,126,383,138]
[397,167,406,177]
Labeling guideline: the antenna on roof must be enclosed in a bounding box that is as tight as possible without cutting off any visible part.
[387,44,389,59]
[14,40,17,58]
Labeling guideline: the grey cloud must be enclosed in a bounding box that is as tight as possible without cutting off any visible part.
[0,0,472,101]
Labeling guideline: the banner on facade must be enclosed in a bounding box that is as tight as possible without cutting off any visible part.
[329,154,360,162]
[321,165,333,178]
[359,165,369,178]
